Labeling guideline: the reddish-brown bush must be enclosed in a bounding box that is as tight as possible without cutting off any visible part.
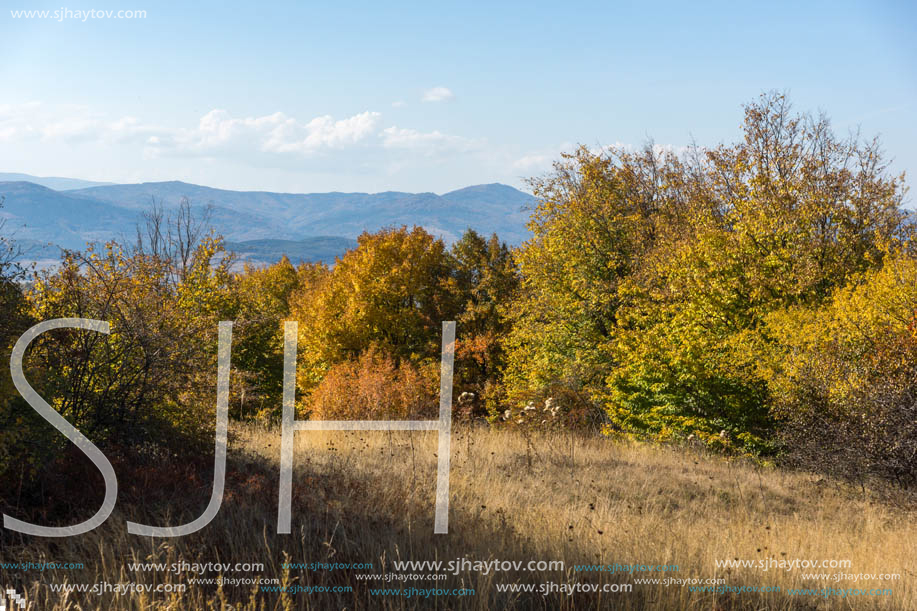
[307,346,439,420]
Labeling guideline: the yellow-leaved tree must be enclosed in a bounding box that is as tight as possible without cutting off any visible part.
[291,226,460,418]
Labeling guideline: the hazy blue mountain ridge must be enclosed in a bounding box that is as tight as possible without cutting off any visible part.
[1,177,535,265]
[0,172,114,191]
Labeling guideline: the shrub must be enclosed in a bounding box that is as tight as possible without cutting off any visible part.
[22,203,234,457]
[307,346,439,421]
[763,253,917,486]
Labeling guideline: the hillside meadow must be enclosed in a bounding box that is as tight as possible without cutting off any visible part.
[1,424,913,610]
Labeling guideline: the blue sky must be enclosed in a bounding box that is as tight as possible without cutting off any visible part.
[0,0,914,194]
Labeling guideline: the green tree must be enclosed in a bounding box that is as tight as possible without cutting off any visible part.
[503,144,680,414]
[607,94,908,454]
[450,229,518,400]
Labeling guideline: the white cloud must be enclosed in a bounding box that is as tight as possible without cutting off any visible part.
[512,153,552,172]
[421,86,454,103]
[0,103,387,157]
[513,140,687,177]
[40,117,99,141]
[381,126,479,156]
[0,102,158,145]
[300,112,381,150]
[0,102,50,142]
[163,109,383,155]
[0,101,501,186]
[391,100,406,108]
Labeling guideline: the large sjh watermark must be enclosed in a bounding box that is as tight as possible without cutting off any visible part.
[4,319,456,537]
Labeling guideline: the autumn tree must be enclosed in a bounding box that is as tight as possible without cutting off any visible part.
[228,257,327,419]
[503,144,681,421]
[507,92,911,455]
[23,204,234,453]
[449,229,518,409]
[292,226,460,398]
[608,94,909,454]
[763,250,917,485]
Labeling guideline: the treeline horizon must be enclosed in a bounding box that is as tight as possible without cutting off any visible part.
[2,91,916,500]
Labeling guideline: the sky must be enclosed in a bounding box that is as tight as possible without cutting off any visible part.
[0,0,914,195]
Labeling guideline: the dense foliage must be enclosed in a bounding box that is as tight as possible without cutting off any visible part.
[1,93,914,490]
[506,92,913,466]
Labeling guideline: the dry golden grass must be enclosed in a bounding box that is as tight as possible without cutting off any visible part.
[2,425,914,610]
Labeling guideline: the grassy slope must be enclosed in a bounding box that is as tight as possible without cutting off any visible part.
[2,426,914,610]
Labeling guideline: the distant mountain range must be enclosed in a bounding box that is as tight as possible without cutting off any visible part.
[0,172,114,191]
[0,174,534,266]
